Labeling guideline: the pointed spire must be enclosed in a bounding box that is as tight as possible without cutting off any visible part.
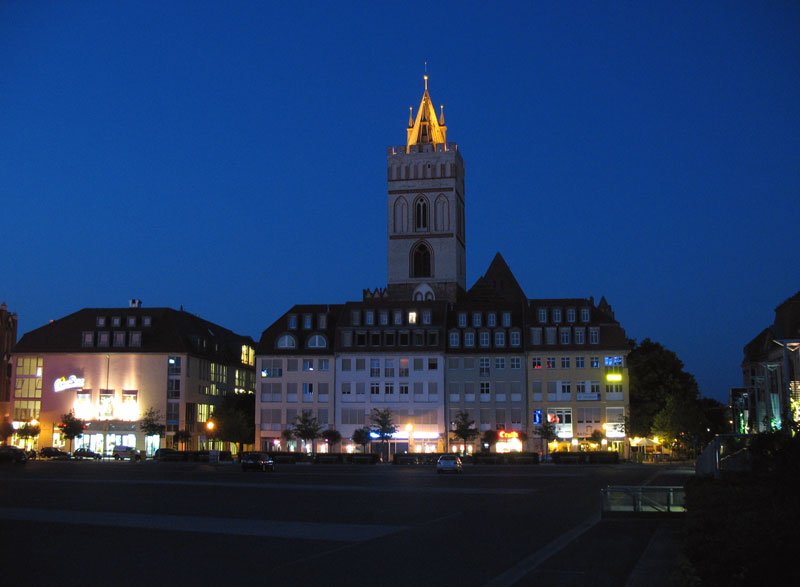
[406,73,448,153]
[439,104,445,125]
[408,106,413,128]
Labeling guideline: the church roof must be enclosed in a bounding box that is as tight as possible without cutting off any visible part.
[406,74,447,152]
[466,253,528,305]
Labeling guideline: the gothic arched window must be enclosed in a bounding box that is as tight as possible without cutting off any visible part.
[434,194,449,231]
[414,196,428,231]
[394,197,408,233]
[411,242,432,278]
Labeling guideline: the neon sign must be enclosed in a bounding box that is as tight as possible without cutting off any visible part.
[54,375,85,393]
[53,375,86,393]
[498,430,519,439]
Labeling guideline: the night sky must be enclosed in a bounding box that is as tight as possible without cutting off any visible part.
[2,2,798,404]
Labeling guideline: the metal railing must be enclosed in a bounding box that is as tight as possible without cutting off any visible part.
[601,485,686,515]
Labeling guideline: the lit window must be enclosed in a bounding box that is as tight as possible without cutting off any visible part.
[303,360,314,372]
[408,311,417,324]
[531,357,542,369]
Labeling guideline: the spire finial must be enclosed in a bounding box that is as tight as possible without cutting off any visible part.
[408,106,413,127]
[439,104,445,125]
[423,60,429,91]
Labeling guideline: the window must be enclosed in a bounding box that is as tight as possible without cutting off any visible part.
[303,383,314,395]
[129,332,141,347]
[385,382,394,395]
[365,311,374,325]
[112,316,121,327]
[422,309,431,325]
[342,331,353,347]
[591,356,600,368]
[546,328,556,345]
[384,331,395,346]
[413,358,423,371]
[370,382,380,395]
[552,309,562,323]
[379,311,388,325]
[589,328,600,344]
[561,357,570,369]
[538,308,547,323]
[510,357,521,369]
[342,382,352,395]
[604,356,624,367]
[479,358,490,377]
[412,243,431,277]
[82,332,94,347]
[576,356,585,369]
[318,313,327,329]
[126,316,136,327]
[277,334,296,349]
[98,331,110,347]
[576,382,586,394]
[449,331,459,347]
[458,313,467,327]
[287,359,298,372]
[480,382,491,395]
[384,359,395,377]
[531,328,542,345]
[495,331,505,347]
[399,358,409,377]
[303,314,312,329]
[97,316,106,327]
[560,382,571,394]
[495,357,505,369]
[355,358,366,371]
[560,328,570,345]
[472,312,481,328]
[415,196,428,230]
[502,312,511,327]
[351,310,361,326]
[370,359,381,377]
[531,357,542,369]
[464,332,475,347]
[428,358,438,370]
[261,359,282,378]
[408,311,417,324]
[581,307,590,322]
[399,331,409,346]
[307,334,327,348]
[303,359,314,372]
[487,313,497,327]
[142,316,151,327]
[510,330,521,347]
[399,384,409,395]
[168,356,182,375]
[288,315,298,329]
[393,310,403,325]
[546,357,556,369]
[575,328,585,344]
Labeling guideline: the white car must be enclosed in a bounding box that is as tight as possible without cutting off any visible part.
[436,454,463,474]
[112,446,141,461]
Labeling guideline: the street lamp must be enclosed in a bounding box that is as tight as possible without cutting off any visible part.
[206,420,215,449]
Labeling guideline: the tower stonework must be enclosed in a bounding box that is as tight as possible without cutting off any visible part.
[386,75,466,303]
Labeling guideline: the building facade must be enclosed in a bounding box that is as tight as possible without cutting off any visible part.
[255,76,631,455]
[10,303,256,455]
[737,292,800,433]
[1,302,18,421]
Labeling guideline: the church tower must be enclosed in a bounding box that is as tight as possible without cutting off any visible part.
[386,75,466,302]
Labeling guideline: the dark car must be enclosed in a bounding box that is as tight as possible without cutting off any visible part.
[241,451,275,472]
[154,448,184,462]
[73,448,102,460]
[38,447,71,460]
[0,445,29,464]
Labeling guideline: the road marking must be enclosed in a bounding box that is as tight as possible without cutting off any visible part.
[483,513,601,587]
[0,507,405,542]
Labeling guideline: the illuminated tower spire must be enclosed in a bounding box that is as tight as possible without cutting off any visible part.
[406,74,448,153]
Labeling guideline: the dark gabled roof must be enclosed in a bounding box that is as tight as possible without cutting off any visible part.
[466,253,528,304]
[14,307,255,365]
[256,304,342,355]
[773,291,800,340]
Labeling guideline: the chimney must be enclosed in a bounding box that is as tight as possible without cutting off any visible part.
[129,299,142,308]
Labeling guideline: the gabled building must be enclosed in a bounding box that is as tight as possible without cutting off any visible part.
[255,75,632,456]
[10,302,256,455]
[738,292,800,432]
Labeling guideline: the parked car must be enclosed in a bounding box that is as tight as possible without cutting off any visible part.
[73,448,102,460]
[112,446,142,461]
[0,445,29,464]
[153,448,183,461]
[38,447,71,460]
[241,451,275,472]
[436,454,463,474]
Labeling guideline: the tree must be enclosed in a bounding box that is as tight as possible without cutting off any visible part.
[173,429,191,450]
[627,338,700,437]
[292,410,322,453]
[321,429,342,451]
[536,421,557,462]
[212,393,255,457]
[139,407,166,438]
[57,411,86,451]
[370,408,396,462]
[0,418,14,444]
[351,427,371,453]
[651,393,706,458]
[481,429,499,452]
[16,422,41,446]
[450,410,479,454]
[589,430,605,445]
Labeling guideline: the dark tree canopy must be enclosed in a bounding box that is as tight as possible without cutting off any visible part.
[139,407,166,437]
[628,338,700,437]
[212,393,256,454]
[292,410,322,450]
[351,427,371,452]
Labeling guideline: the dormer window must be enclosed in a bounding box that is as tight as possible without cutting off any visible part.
[365,311,374,325]
[379,311,388,325]
[302,314,312,329]
[581,308,590,322]
[472,312,481,328]
[552,309,562,323]
[97,316,106,327]
[422,309,432,325]
[287,315,298,329]
[538,308,547,323]
[127,316,136,327]
[567,308,576,323]
[458,313,467,327]
[502,312,511,327]
[142,316,152,327]
[351,310,361,326]
[112,316,121,327]
[487,313,497,327]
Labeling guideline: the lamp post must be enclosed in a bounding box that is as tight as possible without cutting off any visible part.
[206,420,215,450]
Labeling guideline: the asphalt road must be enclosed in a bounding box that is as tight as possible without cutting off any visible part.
[0,459,687,586]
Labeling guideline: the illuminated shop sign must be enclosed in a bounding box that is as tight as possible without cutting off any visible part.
[54,375,85,393]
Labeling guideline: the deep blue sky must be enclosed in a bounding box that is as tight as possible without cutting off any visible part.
[2,2,798,404]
